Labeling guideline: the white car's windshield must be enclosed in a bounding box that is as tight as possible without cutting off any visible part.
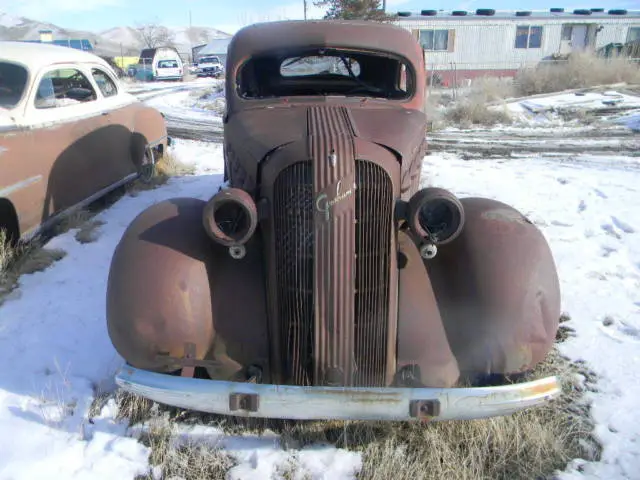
[199,57,220,64]
[0,61,28,109]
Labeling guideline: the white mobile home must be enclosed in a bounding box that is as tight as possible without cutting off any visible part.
[393,8,640,86]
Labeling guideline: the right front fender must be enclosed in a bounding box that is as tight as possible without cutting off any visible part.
[106,197,271,381]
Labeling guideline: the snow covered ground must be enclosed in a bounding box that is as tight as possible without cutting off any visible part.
[430,88,640,157]
[505,89,640,130]
[0,85,639,479]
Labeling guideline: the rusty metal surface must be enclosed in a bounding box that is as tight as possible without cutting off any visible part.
[225,20,426,114]
[425,197,562,377]
[396,231,460,387]
[107,197,271,379]
[106,20,562,418]
[223,106,427,196]
[202,187,258,246]
[0,101,167,240]
[309,105,357,387]
[255,105,403,388]
[116,365,561,421]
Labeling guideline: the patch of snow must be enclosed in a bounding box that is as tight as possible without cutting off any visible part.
[0,139,223,479]
[144,85,225,122]
[505,90,640,126]
[0,12,23,28]
[615,112,640,132]
[1,97,639,478]
[423,152,640,480]
[129,423,363,480]
[0,138,362,479]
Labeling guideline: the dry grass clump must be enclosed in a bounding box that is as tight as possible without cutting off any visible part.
[109,338,600,480]
[128,150,196,194]
[515,53,640,96]
[0,229,66,305]
[444,99,512,128]
[52,208,93,235]
[74,219,106,244]
[135,422,236,480]
[355,350,600,480]
[468,76,516,103]
[431,77,515,128]
[155,151,196,177]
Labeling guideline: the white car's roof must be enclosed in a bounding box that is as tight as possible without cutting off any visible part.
[0,41,113,72]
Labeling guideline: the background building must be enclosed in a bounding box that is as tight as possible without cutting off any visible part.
[195,38,232,65]
[22,29,94,52]
[392,8,640,86]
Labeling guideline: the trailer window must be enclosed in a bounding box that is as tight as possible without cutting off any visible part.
[628,27,640,43]
[0,62,28,108]
[419,29,450,51]
[516,26,543,49]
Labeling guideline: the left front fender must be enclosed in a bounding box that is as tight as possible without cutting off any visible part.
[425,197,561,379]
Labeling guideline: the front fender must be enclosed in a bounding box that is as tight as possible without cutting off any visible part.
[106,197,271,380]
[425,197,561,379]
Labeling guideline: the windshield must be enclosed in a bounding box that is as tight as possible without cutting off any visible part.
[0,61,28,109]
[237,48,413,100]
[200,56,220,64]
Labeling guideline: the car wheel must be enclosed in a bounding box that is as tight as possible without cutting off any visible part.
[138,147,156,184]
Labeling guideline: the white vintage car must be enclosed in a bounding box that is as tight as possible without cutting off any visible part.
[0,41,170,245]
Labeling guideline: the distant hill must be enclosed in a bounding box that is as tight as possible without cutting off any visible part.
[98,25,231,54]
[0,11,231,57]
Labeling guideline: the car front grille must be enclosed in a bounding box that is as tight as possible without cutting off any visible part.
[272,159,392,387]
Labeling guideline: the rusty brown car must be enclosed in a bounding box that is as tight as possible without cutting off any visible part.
[0,41,169,245]
[108,20,562,421]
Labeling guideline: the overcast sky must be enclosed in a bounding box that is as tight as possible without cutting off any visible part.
[1,0,638,34]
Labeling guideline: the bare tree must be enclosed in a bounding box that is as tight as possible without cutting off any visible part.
[313,0,395,21]
[135,21,176,48]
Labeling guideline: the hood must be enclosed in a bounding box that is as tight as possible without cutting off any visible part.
[226,103,426,165]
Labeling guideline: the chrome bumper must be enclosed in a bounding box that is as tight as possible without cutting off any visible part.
[115,366,561,421]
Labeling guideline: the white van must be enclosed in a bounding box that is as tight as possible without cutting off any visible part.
[139,47,184,81]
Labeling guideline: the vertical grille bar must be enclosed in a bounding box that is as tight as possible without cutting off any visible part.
[354,160,393,386]
[270,107,393,387]
[308,105,356,386]
[273,162,314,385]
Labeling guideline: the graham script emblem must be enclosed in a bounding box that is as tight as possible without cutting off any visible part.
[316,179,356,221]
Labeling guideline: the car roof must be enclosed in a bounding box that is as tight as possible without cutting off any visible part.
[0,41,113,72]
[227,20,424,71]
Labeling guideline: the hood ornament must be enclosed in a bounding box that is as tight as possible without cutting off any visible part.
[328,149,337,167]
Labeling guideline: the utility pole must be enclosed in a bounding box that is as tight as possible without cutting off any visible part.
[304,0,308,20]
[382,0,386,11]
[189,9,193,63]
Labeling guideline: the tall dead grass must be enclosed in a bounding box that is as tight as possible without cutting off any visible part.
[108,341,600,480]
[436,77,514,128]
[0,229,66,305]
[514,53,640,96]
[127,150,196,195]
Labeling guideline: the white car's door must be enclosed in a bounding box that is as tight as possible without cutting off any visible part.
[22,63,108,216]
